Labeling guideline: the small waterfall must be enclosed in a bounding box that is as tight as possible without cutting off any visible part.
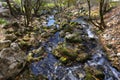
[47,15,55,26]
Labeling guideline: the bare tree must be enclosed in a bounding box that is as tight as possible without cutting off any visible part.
[23,0,32,26]
[87,0,107,30]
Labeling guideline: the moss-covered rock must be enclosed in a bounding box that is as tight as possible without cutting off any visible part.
[0,40,11,50]
[23,34,30,41]
[52,42,90,65]
[5,33,17,41]
[84,66,105,80]
[76,52,90,63]
[27,46,47,62]
[59,22,87,44]
[65,33,83,43]
[0,43,26,80]
[18,39,31,50]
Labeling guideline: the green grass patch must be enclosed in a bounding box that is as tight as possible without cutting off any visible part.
[0,18,8,25]
[13,0,21,5]
[45,3,55,8]
[44,3,65,8]
[110,1,120,7]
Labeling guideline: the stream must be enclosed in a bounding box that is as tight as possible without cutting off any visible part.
[30,15,120,80]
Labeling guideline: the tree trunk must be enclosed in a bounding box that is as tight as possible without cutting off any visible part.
[6,0,14,16]
[34,0,42,16]
[99,0,106,30]
[24,0,32,26]
[87,0,91,19]
[103,0,110,13]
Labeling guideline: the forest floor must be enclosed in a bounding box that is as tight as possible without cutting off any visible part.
[99,6,120,70]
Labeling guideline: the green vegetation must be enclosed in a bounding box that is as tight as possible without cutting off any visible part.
[110,1,119,7]
[43,3,64,8]
[0,18,8,25]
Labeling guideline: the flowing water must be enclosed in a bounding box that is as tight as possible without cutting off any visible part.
[30,16,120,80]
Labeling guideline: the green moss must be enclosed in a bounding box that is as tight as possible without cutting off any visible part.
[44,3,55,8]
[59,57,67,64]
[110,1,119,7]
[84,67,105,80]
[85,73,95,80]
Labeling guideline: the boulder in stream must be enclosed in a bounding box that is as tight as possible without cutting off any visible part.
[52,42,90,65]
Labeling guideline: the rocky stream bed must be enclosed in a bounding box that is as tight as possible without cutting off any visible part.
[0,12,120,80]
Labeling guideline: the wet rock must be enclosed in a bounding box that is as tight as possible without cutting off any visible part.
[117,53,120,57]
[65,33,83,43]
[15,68,48,80]
[5,27,14,34]
[0,40,11,50]
[72,68,85,79]
[0,43,26,80]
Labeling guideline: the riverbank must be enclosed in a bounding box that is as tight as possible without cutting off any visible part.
[100,6,120,70]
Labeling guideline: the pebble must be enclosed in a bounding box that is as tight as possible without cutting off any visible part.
[117,53,120,57]
[103,34,112,40]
